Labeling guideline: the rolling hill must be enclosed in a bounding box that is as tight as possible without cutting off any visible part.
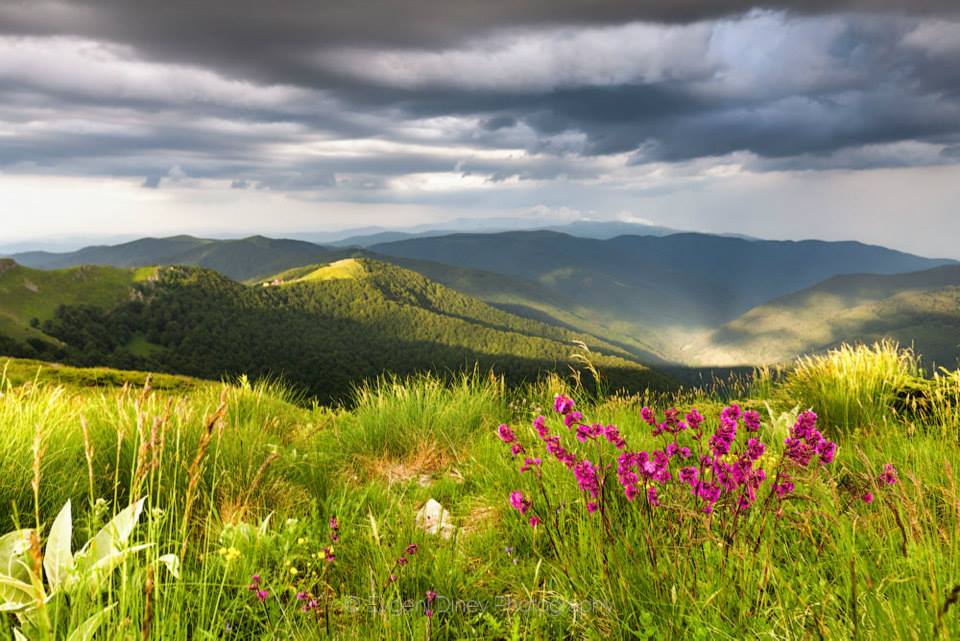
[1,258,670,399]
[700,264,960,367]
[370,231,954,355]
[8,235,358,282]
[0,258,153,352]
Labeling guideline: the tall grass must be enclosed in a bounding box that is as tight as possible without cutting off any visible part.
[782,340,920,431]
[0,345,958,639]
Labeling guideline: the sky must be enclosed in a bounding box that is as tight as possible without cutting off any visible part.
[1,1,959,257]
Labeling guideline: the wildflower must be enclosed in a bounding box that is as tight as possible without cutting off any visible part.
[425,609,434,618]
[862,492,874,504]
[289,567,298,576]
[397,555,408,566]
[685,408,704,431]
[426,590,437,604]
[746,438,765,461]
[533,415,549,438]
[497,424,517,443]
[646,486,660,507]
[297,537,308,546]
[641,406,656,426]
[329,515,340,543]
[816,439,837,464]
[510,491,530,515]
[743,409,761,432]
[510,443,525,456]
[573,459,601,502]
[218,546,241,562]
[405,544,418,556]
[774,481,795,498]
[388,574,397,583]
[679,466,698,488]
[247,575,261,592]
[520,457,542,474]
[881,463,898,485]
[323,547,336,562]
[564,411,584,428]
[528,516,541,528]
[553,394,575,416]
[256,589,268,602]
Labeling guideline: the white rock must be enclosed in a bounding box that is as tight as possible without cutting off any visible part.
[415,498,456,539]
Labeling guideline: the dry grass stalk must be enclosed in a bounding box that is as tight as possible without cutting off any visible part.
[180,392,228,560]
[80,415,96,505]
[141,564,155,641]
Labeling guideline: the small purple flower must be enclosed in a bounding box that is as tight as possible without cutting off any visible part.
[256,589,268,602]
[641,406,656,426]
[862,492,874,504]
[553,394,575,415]
[510,491,530,515]
[529,515,541,528]
[426,590,437,604]
[497,424,517,443]
[405,544,418,556]
[881,464,898,485]
[646,486,660,507]
[743,409,761,432]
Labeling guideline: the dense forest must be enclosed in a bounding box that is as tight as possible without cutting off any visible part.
[19,261,669,400]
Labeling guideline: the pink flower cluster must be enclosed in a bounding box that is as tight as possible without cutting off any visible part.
[499,394,840,524]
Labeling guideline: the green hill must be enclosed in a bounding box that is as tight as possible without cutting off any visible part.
[371,231,955,357]
[8,235,357,282]
[0,258,153,353]
[7,258,670,400]
[701,265,960,367]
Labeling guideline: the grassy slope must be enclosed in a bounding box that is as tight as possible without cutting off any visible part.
[0,345,957,640]
[704,265,960,367]
[0,259,150,341]
[31,260,673,399]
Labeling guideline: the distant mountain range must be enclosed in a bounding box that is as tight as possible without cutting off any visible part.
[2,226,958,376]
[700,264,960,367]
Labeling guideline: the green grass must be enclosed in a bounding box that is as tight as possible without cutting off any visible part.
[0,343,958,640]
[0,260,151,341]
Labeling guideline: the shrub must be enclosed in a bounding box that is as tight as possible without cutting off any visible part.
[782,340,920,431]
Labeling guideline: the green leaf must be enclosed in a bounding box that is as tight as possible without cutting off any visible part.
[81,498,145,564]
[78,544,153,594]
[0,530,33,582]
[156,553,180,580]
[0,530,36,610]
[65,603,116,641]
[12,628,29,641]
[44,500,74,593]
[0,573,35,612]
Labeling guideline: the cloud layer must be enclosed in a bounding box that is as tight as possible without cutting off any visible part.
[0,1,959,253]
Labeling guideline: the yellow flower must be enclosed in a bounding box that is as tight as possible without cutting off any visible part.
[289,567,299,576]
[217,546,241,562]
[297,537,308,546]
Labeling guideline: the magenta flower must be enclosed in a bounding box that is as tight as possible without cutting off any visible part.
[881,463,898,485]
[646,486,660,507]
[497,424,517,443]
[510,491,530,515]
[641,406,656,426]
[520,457,542,473]
[256,589,268,602]
[553,394,575,415]
[862,492,875,504]
[743,409,761,432]
[405,543,418,555]
[426,590,437,604]
[528,515,541,528]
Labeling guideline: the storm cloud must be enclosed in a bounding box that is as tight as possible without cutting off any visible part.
[0,1,959,253]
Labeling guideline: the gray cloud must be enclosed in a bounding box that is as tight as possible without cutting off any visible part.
[0,1,958,216]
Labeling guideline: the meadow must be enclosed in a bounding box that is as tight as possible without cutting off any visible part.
[0,341,958,640]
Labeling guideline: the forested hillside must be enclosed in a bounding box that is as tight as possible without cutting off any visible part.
[14,259,668,399]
